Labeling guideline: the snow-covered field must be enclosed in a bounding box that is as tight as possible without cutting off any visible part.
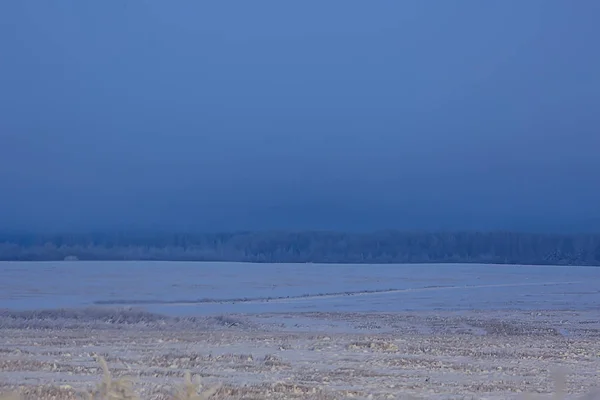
[1,262,600,399]
[1,261,600,315]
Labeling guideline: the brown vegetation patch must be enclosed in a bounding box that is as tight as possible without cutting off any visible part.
[346,340,399,352]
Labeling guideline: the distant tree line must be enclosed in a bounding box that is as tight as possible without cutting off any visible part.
[0,231,600,265]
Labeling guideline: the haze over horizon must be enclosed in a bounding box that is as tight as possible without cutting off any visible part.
[1,1,599,234]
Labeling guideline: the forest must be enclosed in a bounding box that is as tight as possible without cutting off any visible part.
[1,231,599,265]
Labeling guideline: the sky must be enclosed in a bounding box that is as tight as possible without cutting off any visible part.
[1,1,599,233]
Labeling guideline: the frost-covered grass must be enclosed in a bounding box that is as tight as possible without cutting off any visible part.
[1,356,598,400]
[1,356,220,400]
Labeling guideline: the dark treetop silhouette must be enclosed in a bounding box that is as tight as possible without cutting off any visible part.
[2,231,600,266]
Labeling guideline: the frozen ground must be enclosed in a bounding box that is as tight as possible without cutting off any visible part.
[1,262,599,399]
[1,262,600,314]
[1,309,600,399]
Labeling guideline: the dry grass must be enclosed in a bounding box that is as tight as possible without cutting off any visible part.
[0,392,20,400]
[83,356,139,400]
[1,356,222,400]
[1,356,598,400]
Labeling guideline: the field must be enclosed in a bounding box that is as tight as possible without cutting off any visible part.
[1,262,600,399]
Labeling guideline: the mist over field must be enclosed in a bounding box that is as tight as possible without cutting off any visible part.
[1,1,600,234]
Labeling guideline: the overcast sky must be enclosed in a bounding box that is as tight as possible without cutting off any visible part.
[1,1,599,233]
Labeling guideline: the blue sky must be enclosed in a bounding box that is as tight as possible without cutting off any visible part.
[1,1,599,232]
